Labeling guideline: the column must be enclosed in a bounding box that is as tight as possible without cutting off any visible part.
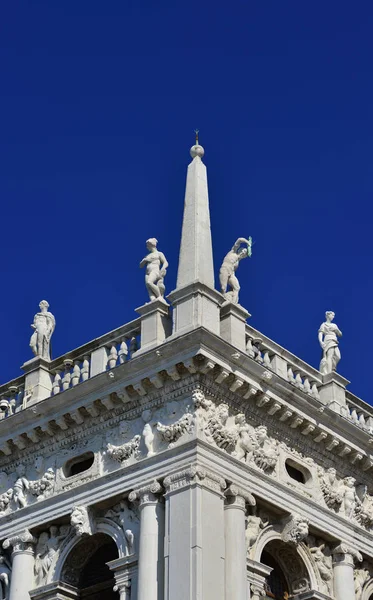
[129,480,163,600]
[3,529,37,600]
[332,543,362,600]
[224,485,255,600]
[163,465,226,600]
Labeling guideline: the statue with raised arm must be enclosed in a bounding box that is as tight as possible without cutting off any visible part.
[30,300,56,361]
[140,238,169,302]
[318,311,342,375]
[219,237,252,304]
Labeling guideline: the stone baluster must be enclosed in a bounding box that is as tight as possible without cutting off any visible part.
[81,355,90,381]
[52,370,62,395]
[332,543,362,600]
[107,345,118,369]
[262,350,271,369]
[128,481,163,600]
[295,372,303,389]
[129,336,138,355]
[3,529,37,600]
[303,377,311,394]
[71,360,81,387]
[246,337,255,358]
[224,485,255,600]
[118,339,128,364]
[62,360,73,391]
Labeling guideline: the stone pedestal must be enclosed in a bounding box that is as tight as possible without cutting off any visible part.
[90,346,108,376]
[22,358,53,405]
[319,373,350,414]
[167,282,224,337]
[220,302,250,351]
[135,298,171,354]
[129,481,163,600]
[3,529,37,600]
[224,485,255,600]
[332,544,360,600]
[163,466,226,600]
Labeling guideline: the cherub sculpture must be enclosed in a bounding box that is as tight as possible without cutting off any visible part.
[219,237,252,304]
[140,238,168,302]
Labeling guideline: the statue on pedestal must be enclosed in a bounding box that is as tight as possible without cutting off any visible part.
[30,300,56,361]
[140,238,169,302]
[219,237,252,304]
[318,311,342,375]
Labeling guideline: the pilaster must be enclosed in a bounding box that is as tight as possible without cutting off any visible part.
[163,465,226,600]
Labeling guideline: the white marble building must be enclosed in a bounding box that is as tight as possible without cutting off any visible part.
[0,141,372,600]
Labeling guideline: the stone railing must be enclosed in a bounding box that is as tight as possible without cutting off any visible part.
[245,324,322,400]
[344,391,373,432]
[0,317,141,416]
[50,318,141,395]
[0,375,27,420]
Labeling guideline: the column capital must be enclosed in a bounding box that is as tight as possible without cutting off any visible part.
[163,464,226,495]
[224,484,255,510]
[332,542,363,566]
[250,583,266,599]
[3,529,37,555]
[128,480,163,507]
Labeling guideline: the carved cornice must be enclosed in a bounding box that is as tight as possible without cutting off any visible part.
[3,528,37,554]
[163,464,226,495]
[332,542,363,565]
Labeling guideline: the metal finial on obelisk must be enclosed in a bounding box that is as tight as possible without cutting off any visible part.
[190,129,204,159]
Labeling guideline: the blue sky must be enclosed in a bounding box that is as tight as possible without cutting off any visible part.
[1,2,372,401]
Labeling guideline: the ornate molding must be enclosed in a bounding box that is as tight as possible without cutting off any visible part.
[3,529,37,554]
[163,465,226,494]
[225,484,256,509]
[128,480,163,506]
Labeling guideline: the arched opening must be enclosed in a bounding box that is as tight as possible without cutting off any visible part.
[260,539,310,599]
[261,550,289,599]
[61,532,119,599]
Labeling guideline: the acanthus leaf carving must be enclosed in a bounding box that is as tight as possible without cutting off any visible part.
[107,435,141,465]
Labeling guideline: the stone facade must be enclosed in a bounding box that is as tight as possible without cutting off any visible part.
[0,141,372,599]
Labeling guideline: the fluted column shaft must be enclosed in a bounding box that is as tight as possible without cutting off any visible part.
[3,530,37,600]
[129,481,163,600]
[224,485,255,600]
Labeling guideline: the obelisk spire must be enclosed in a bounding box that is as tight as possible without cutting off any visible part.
[176,135,215,289]
[168,136,223,336]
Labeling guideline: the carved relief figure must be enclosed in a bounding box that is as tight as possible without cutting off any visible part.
[232,413,255,461]
[309,542,333,596]
[105,500,138,556]
[206,403,238,451]
[13,464,29,509]
[318,467,343,511]
[251,426,279,473]
[34,526,70,586]
[318,311,342,375]
[341,476,360,518]
[356,485,373,528]
[219,237,252,304]
[141,410,155,457]
[0,552,11,600]
[140,238,168,302]
[30,467,55,501]
[107,435,141,465]
[192,389,214,431]
[354,562,371,600]
[245,509,268,554]
[30,300,56,361]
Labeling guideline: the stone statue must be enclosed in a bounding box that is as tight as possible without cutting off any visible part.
[233,414,255,461]
[0,552,11,600]
[245,509,268,553]
[318,467,343,511]
[251,426,279,473]
[30,300,56,361]
[13,464,29,509]
[141,410,155,457]
[318,311,342,375]
[140,238,169,302]
[341,476,360,519]
[219,237,252,304]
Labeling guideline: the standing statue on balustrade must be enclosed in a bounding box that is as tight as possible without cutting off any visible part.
[219,237,252,304]
[140,238,169,302]
[318,311,342,375]
[30,300,56,361]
